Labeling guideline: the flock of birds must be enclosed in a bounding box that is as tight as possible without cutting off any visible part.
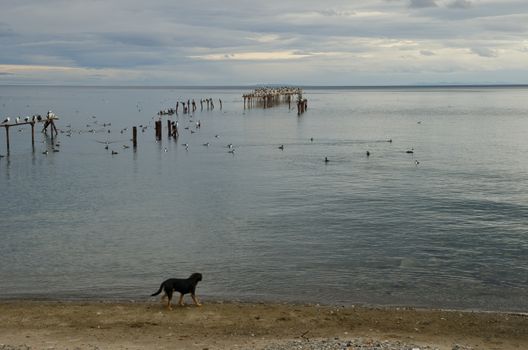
[1,103,421,166]
[1,111,57,126]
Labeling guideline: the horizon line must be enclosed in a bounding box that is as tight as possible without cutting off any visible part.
[1,83,528,89]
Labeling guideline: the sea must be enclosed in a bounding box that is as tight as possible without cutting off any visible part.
[0,85,527,312]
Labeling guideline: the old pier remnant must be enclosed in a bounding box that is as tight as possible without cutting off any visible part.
[1,111,59,154]
[243,87,304,110]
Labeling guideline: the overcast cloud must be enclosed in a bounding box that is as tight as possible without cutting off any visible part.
[0,0,527,85]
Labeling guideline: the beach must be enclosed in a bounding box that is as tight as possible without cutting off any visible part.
[0,301,526,350]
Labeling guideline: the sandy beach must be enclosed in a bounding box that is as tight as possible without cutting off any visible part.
[0,300,526,350]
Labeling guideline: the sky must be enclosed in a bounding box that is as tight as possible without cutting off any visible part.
[0,0,527,85]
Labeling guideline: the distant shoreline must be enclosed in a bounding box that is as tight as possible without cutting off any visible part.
[1,83,528,89]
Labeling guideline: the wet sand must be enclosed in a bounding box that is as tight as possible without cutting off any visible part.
[0,301,526,349]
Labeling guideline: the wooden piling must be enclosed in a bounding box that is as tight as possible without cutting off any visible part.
[31,122,35,147]
[132,126,137,148]
[167,120,172,138]
[5,126,10,154]
[155,120,162,140]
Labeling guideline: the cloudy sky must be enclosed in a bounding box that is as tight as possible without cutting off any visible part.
[0,0,527,85]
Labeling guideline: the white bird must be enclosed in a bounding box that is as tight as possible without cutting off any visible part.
[1,117,9,124]
[15,116,20,124]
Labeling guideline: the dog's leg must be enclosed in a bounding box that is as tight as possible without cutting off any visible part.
[166,290,173,310]
[178,293,184,306]
[191,293,202,307]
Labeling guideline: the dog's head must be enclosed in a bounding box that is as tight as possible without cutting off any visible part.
[189,272,202,282]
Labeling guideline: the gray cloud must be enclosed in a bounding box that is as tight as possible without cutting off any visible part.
[448,0,473,9]
[420,50,435,56]
[470,47,498,58]
[409,0,438,8]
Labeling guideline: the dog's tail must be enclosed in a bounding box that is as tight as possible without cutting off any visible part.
[151,282,164,297]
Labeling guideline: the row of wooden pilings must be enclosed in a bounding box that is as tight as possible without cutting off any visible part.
[139,119,179,145]
[243,87,304,110]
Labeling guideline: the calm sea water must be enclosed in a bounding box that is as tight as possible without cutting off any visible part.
[0,85,527,312]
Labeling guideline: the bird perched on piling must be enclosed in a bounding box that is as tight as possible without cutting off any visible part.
[15,116,20,124]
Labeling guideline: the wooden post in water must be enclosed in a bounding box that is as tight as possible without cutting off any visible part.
[5,126,10,154]
[167,120,172,138]
[31,122,35,147]
[132,126,137,148]
[155,120,162,140]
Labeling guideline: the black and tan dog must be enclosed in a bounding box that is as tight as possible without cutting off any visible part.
[151,273,203,310]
